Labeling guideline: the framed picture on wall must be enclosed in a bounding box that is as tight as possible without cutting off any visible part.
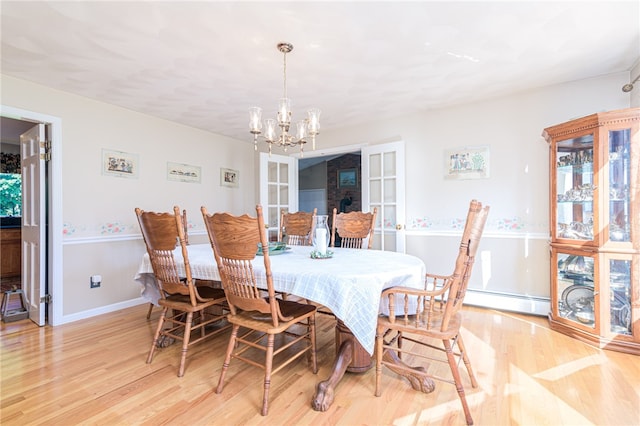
[338,168,358,188]
[220,167,239,188]
[444,145,490,180]
[102,149,139,179]
[167,162,201,183]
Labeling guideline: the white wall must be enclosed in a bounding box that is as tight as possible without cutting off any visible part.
[1,75,255,321]
[317,72,632,313]
[1,70,635,320]
[631,61,640,108]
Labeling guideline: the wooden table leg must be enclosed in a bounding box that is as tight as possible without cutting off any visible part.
[311,321,437,411]
[311,320,371,411]
[311,338,353,411]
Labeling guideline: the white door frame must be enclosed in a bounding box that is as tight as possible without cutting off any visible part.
[290,143,368,162]
[1,105,63,326]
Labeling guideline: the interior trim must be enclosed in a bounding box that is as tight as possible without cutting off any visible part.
[464,289,549,316]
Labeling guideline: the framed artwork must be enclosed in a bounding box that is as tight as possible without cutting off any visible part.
[167,161,201,183]
[102,149,139,179]
[220,167,239,188]
[444,145,490,180]
[338,168,358,188]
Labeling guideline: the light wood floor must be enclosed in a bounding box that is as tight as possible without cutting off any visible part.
[1,304,639,425]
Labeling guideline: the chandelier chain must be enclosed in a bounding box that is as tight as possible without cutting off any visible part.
[283,50,287,99]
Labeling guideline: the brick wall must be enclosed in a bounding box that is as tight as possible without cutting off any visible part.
[326,153,361,217]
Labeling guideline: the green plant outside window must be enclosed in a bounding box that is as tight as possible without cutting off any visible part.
[0,173,22,216]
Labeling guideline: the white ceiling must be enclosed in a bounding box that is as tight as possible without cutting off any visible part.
[1,1,639,144]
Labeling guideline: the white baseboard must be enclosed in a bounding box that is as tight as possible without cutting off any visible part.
[464,289,549,316]
[57,297,148,325]
[55,292,549,325]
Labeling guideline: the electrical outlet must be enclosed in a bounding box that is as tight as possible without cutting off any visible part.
[90,275,102,288]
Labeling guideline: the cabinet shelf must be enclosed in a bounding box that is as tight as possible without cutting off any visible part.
[557,163,593,173]
[543,108,640,355]
[556,200,593,204]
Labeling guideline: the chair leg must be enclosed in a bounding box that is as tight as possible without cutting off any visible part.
[444,339,474,426]
[374,326,384,397]
[177,311,194,377]
[261,334,275,416]
[147,307,168,364]
[216,324,239,394]
[146,302,154,319]
[456,334,478,388]
[308,316,318,374]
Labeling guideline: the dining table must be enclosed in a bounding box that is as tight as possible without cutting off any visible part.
[134,243,429,410]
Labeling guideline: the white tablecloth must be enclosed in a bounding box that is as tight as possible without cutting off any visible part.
[134,244,426,355]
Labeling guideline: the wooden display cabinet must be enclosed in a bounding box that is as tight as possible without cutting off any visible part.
[542,108,639,355]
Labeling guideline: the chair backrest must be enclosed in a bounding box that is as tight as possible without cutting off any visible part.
[278,208,317,246]
[201,205,291,326]
[440,200,490,330]
[135,206,201,306]
[181,209,189,245]
[330,207,377,249]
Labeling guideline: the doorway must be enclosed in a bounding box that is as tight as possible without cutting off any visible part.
[296,141,407,252]
[1,106,62,326]
[298,151,362,216]
[0,117,37,293]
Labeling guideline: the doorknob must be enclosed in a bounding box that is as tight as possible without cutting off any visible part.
[396,224,403,230]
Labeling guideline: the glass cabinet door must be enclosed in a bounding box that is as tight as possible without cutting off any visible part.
[556,135,594,241]
[608,129,631,242]
[555,251,596,328]
[608,257,632,336]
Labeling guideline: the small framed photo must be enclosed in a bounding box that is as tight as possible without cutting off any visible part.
[444,145,490,180]
[338,168,358,188]
[220,167,239,188]
[102,149,139,179]
[167,162,201,183]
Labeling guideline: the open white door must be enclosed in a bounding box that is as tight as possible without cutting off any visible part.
[259,152,297,241]
[362,141,406,252]
[21,124,46,326]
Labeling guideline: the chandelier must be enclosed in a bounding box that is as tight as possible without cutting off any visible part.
[249,42,321,155]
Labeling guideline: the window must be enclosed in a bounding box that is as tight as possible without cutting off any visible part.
[1,152,21,217]
[0,173,22,216]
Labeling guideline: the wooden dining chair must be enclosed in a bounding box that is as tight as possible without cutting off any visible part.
[146,208,189,320]
[201,205,318,416]
[330,207,377,249]
[278,208,317,246]
[135,206,229,377]
[374,200,489,426]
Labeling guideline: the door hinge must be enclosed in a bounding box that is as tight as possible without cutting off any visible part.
[40,140,51,161]
[40,294,52,304]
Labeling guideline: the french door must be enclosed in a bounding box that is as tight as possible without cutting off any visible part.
[362,141,406,252]
[259,141,406,252]
[258,152,297,241]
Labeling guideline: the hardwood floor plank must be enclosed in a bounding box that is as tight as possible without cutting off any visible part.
[2,304,639,425]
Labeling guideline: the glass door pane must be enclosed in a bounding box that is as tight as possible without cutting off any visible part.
[556,252,596,329]
[556,134,594,241]
[609,258,632,335]
[608,129,631,242]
